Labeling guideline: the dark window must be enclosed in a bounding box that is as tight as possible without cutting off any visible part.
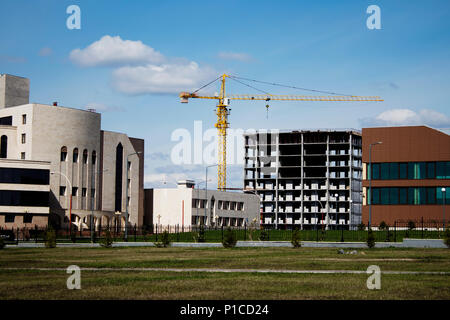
[21,152,25,160]
[0,135,7,158]
[72,187,78,197]
[92,151,96,165]
[59,186,66,196]
[372,188,380,205]
[83,149,88,164]
[418,187,427,205]
[380,163,389,180]
[408,163,415,179]
[82,188,87,197]
[115,143,123,212]
[0,116,12,125]
[91,189,95,198]
[23,214,32,223]
[0,168,49,184]
[399,188,407,204]
[0,191,49,207]
[427,188,436,204]
[427,162,435,179]
[390,188,399,205]
[73,148,79,163]
[380,188,389,205]
[5,214,15,223]
[417,162,426,179]
[372,163,380,180]
[61,146,67,161]
[408,188,416,205]
[21,133,26,144]
[22,114,26,124]
[389,163,399,180]
[399,163,407,179]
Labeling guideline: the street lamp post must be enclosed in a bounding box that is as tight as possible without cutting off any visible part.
[51,171,72,234]
[369,141,382,229]
[205,164,218,226]
[125,151,142,241]
[90,169,108,243]
[442,187,446,231]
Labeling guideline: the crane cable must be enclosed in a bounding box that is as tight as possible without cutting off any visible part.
[229,75,355,97]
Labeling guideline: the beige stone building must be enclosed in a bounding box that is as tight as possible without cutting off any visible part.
[0,74,144,230]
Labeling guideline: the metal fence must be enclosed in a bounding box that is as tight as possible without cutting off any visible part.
[0,219,448,244]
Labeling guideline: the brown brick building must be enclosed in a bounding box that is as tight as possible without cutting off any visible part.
[362,126,450,227]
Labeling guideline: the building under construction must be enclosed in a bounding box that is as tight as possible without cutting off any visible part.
[244,129,363,230]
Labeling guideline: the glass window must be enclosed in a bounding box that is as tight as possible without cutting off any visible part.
[417,162,426,179]
[399,163,407,179]
[21,152,25,160]
[72,187,78,197]
[436,162,445,179]
[73,148,79,163]
[92,151,96,165]
[408,162,416,179]
[408,188,416,205]
[427,162,435,179]
[5,214,15,223]
[83,149,88,164]
[447,162,450,179]
[399,188,407,204]
[381,188,389,205]
[23,214,32,223]
[22,114,26,124]
[390,188,398,205]
[61,147,67,162]
[59,186,66,196]
[390,163,399,180]
[381,163,390,180]
[418,187,427,205]
[372,163,380,180]
[427,188,436,204]
[21,134,26,144]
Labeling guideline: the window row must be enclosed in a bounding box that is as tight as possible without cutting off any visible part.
[0,168,49,185]
[369,187,449,205]
[59,186,95,197]
[368,161,450,180]
[4,214,33,223]
[0,191,49,207]
[60,147,96,165]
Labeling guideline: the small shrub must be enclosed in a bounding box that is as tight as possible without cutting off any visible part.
[0,237,4,249]
[100,229,113,248]
[408,220,416,230]
[379,221,389,231]
[222,228,237,248]
[44,226,56,248]
[291,228,301,248]
[444,228,450,249]
[155,231,171,248]
[194,225,206,243]
[367,229,375,249]
[259,229,269,241]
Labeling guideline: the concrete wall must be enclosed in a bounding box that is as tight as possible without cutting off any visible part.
[0,74,29,109]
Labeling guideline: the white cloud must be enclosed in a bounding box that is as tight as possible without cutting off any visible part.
[360,108,450,127]
[70,35,217,94]
[112,61,216,94]
[218,51,252,62]
[69,35,165,67]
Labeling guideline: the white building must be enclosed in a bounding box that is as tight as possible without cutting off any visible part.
[146,180,260,228]
[0,74,145,230]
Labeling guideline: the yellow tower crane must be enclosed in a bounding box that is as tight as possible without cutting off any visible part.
[180,74,383,191]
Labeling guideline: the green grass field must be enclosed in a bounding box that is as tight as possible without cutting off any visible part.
[0,247,449,299]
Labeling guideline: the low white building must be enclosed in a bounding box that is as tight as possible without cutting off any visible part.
[147,180,260,228]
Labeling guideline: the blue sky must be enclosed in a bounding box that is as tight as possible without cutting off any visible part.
[1,0,450,188]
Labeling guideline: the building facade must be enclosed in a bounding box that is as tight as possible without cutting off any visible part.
[147,180,260,228]
[244,130,363,230]
[362,126,450,227]
[0,74,145,229]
